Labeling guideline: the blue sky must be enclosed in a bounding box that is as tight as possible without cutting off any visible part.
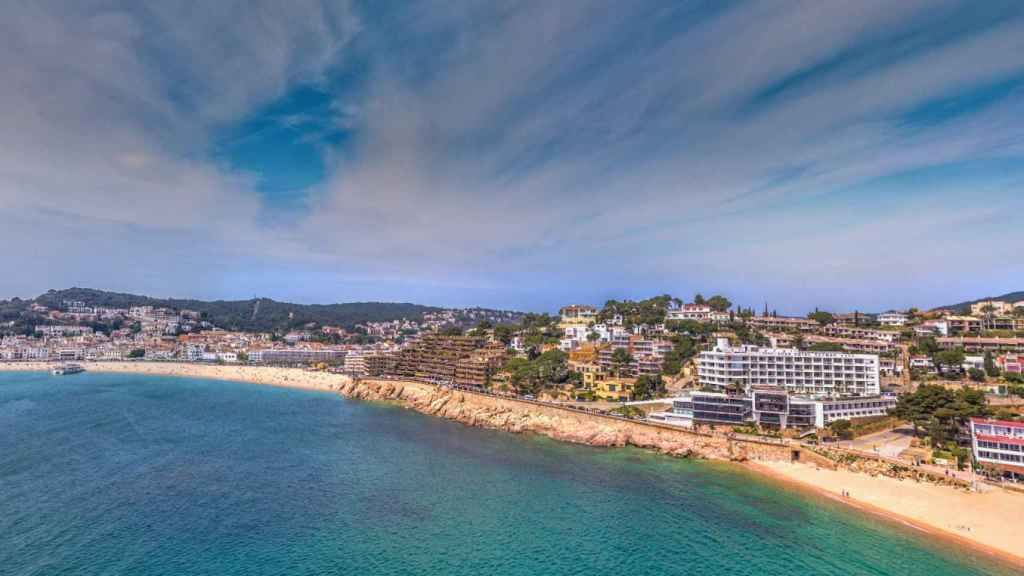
[1,1,1023,313]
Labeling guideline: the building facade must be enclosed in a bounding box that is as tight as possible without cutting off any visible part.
[877,312,908,327]
[654,390,895,430]
[970,418,1024,482]
[390,334,488,383]
[698,338,880,397]
[744,316,818,332]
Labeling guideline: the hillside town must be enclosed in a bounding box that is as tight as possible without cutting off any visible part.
[4,291,1024,483]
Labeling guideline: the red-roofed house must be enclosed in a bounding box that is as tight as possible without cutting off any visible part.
[997,354,1022,374]
[970,418,1024,481]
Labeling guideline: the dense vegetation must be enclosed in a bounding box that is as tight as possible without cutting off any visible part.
[505,350,572,395]
[891,385,989,441]
[32,288,447,332]
[597,295,677,326]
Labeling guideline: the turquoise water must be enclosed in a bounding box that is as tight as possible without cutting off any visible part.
[0,372,1015,576]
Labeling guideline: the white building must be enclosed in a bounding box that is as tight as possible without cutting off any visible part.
[909,356,935,371]
[650,391,895,430]
[917,320,949,337]
[585,323,630,346]
[37,325,93,337]
[822,325,899,342]
[962,355,985,372]
[970,418,1024,481]
[877,311,908,327]
[816,396,897,427]
[343,352,369,375]
[666,304,723,322]
[697,338,880,397]
[182,344,205,362]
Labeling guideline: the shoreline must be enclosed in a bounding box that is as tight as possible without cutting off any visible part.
[0,361,351,393]
[744,461,1024,570]
[3,361,1023,568]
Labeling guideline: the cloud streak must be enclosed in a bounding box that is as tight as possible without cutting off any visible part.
[1,1,1023,311]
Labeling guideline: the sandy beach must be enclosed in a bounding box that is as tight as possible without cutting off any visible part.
[4,360,1024,568]
[749,460,1024,569]
[0,361,351,393]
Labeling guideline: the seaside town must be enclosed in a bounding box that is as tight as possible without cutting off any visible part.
[4,289,1024,488]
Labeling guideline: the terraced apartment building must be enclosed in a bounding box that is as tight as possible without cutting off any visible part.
[390,334,492,384]
[454,343,508,387]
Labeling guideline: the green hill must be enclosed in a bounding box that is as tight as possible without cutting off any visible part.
[938,291,1024,313]
[34,288,443,332]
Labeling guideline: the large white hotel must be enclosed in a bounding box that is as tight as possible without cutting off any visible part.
[698,338,880,398]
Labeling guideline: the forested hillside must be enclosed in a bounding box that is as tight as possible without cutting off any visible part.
[34,288,443,332]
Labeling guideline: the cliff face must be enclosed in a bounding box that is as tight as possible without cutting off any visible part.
[338,378,796,463]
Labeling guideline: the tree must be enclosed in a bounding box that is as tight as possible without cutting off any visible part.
[933,348,965,374]
[440,325,463,336]
[829,419,854,440]
[661,356,682,376]
[968,367,986,382]
[666,319,712,336]
[597,296,675,326]
[808,311,834,326]
[694,294,706,305]
[127,348,145,359]
[891,384,989,438]
[493,325,514,345]
[633,375,664,400]
[586,331,601,342]
[914,336,939,357]
[1014,307,1024,318]
[237,351,249,363]
[611,347,634,376]
[505,350,569,396]
[506,357,536,395]
[984,351,999,378]
[706,295,732,312]
[475,319,494,331]
[534,350,569,384]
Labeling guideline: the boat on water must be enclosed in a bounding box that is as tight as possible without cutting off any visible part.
[51,363,85,376]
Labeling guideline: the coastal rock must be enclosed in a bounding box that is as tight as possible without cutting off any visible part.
[341,379,798,464]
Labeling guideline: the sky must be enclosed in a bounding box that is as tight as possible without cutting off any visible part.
[2,0,1023,314]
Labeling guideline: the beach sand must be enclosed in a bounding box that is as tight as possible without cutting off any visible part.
[3,360,1023,567]
[749,460,1024,569]
[0,361,350,393]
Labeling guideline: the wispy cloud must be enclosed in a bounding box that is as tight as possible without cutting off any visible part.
[1,1,1022,310]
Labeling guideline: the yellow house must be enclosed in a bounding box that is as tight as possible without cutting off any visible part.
[593,376,636,402]
[569,360,602,389]
[570,355,636,401]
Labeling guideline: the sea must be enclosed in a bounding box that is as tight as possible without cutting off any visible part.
[0,371,1016,576]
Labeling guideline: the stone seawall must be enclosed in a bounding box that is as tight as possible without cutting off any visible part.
[339,378,800,463]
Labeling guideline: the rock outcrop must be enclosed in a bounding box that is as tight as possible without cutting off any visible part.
[338,378,796,463]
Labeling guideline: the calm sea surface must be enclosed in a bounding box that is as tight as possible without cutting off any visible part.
[0,372,1016,576]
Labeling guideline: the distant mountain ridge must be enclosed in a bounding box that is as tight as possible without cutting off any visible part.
[32,288,453,332]
[938,291,1024,313]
